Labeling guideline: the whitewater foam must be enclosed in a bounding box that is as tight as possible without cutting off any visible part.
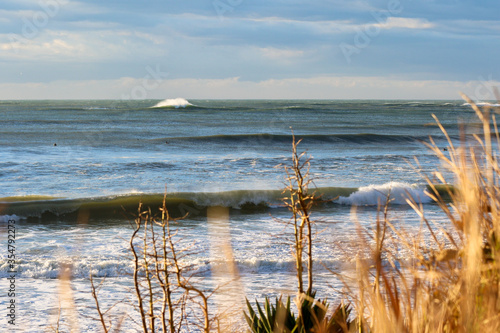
[0,255,343,279]
[0,214,21,222]
[462,102,500,107]
[152,98,193,108]
[337,182,432,206]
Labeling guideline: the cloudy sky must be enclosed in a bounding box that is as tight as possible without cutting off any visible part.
[0,0,499,99]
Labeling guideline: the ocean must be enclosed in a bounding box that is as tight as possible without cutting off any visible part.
[0,99,484,331]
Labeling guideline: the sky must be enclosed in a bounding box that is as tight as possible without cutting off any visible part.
[0,0,499,100]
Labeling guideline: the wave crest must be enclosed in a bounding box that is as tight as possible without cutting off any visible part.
[462,102,500,107]
[337,182,432,206]
[151,98,193,109]
[0,184,441,221]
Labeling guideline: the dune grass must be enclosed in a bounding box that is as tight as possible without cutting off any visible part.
[339,96,500,333]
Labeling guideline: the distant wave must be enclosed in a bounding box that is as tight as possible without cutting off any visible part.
[151,98,193,109]
[282,105,320,111]
[462,102,500,107]
[381,101,463,108]
[83,107,111,110]
[337,182,432,206]
[157,133,425,145]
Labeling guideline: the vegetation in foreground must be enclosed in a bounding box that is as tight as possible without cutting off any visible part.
[50,97,500,332]
[337,95,500,332]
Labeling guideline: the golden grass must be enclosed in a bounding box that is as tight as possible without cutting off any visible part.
[342,97,500,333]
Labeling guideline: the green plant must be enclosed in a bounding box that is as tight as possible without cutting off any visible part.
[244,296,296,333]
[245,292,352,333]
[295,292,352,333]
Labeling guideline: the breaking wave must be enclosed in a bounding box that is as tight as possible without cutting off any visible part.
[337,182,433,206]
[0,184,448,222]
[151,98,193,109]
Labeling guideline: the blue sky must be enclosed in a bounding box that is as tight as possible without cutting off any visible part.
[0,0,499,99]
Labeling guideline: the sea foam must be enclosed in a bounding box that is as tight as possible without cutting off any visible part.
[152,98,193,108]
[462,102,500,107]
[337,182,432,206]
[0,214,21,222]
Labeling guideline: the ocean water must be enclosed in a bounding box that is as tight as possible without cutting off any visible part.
[0,99,486,331]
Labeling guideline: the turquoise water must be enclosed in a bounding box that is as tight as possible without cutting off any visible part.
[0,99,485,331]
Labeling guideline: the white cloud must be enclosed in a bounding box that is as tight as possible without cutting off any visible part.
[242,15,435,34]
[0,29,166,61]
[0,31,103,61]
[247,16,315,24]
[373,17,435,30]
[237,16,435,36]
[1,76,495,100]
[244,16,353,34]
[0,33,82,57]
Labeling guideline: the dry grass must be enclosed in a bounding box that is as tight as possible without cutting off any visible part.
[342,96,500,333]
